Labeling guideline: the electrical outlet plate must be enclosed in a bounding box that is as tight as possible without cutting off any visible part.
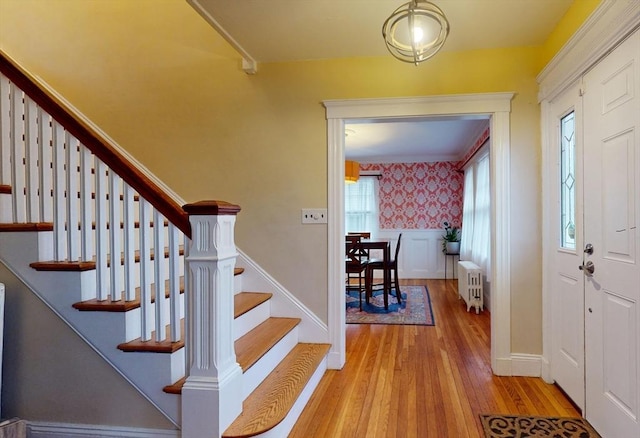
[301,208,327,224]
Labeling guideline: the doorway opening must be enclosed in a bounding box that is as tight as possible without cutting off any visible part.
[323,93,514,373]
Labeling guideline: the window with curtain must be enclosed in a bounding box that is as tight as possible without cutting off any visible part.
[460,150,491,281]
[345,176,378,234]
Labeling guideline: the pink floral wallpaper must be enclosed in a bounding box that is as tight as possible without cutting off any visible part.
[361,162,463,230]
[458,126,490,170]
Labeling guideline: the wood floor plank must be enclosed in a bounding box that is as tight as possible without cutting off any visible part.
[289,279,580,437]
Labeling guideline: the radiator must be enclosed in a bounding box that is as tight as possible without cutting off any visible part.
[458,261,483,314]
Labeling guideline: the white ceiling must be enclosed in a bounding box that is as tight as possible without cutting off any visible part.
[189,0,574,162]
[345,116,489,163]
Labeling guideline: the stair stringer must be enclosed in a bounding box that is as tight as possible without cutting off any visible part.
[0,231,331,433]
[0,231,182,426]
[236,249,328,344]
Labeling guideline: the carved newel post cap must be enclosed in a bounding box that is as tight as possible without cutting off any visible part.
[183,200,241,216]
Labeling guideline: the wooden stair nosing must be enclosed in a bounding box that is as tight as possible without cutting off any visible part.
[121,313,297,358]
[30,244,185,272]
[117,319,185,353]
[163,376,185,394]
[0,184,11,194]
[234,292,273,319]
[0,222,54,232]
[0,219,167,234]
[72,276,185,312]
[235,317,301,372]
[222,343,331,438]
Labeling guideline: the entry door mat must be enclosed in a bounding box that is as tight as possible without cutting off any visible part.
[346,285,434,326]
[480,413,601,438]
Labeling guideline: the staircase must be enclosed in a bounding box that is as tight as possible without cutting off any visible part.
[0,51,330,437]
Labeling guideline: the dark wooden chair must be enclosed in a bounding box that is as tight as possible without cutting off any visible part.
[347,231,371,239]
[346,236,369,310]
[367,233,402,305]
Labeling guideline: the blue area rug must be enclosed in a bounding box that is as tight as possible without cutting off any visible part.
[346,285,434,326]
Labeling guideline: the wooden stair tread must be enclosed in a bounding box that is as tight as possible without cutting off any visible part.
[0,184,11,194]
[234,292,272,318]
[118,319,185,353]
[236,317,300,372]
[234,267,244,276]
[223,343,330,438]
[30,244,185,271]
[163,376,186,394]
[0,222,54,232]
[72,276,185,312]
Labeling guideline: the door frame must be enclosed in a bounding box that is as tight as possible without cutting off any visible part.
[539,0,640,383]
[324,93,514,373]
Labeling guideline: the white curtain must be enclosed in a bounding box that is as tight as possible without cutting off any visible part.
[460,153,491,281]
[460,167,474,261]
[345,177,378,234]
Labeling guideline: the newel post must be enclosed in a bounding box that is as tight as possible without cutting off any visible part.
[181,200,243,438]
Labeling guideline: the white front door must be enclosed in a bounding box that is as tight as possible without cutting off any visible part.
[583,30,640,438]
[548,80,585,410]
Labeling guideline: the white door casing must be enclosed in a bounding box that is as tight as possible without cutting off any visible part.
[547,80,585,410]
[324,93,514,373]
[583,30,640,438]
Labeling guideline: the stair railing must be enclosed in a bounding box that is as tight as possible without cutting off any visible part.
[0,51,243,436]
[0,67,185,344]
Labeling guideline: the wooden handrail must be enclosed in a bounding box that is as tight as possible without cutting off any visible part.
[0,51,192,238]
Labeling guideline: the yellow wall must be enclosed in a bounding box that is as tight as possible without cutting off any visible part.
[538,0,601,71]
[0,0,596,364]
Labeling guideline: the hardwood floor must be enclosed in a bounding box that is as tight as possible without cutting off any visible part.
[290,279,579,437]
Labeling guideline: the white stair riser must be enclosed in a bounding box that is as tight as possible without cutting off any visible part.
[234,300,270,340]
[0,194,11,222]
[242,326,298,399]
[0,231,184,422]
[234,270,242,294]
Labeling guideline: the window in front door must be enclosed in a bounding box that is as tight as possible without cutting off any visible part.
[560,111,576,250]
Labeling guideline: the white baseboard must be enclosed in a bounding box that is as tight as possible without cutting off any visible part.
[511,353,542,377]
[493,354,543,377]
[28,422,180,438]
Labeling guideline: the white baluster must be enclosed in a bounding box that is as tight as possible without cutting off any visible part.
[37,110,53,223]
[51,121,66,261]
[9,83,25,223]
[24,97,38,222]
[153,209,166,342]
[108,171,122,301]
[0,76,11,223]
[79,145,93,260]
[139,198,152,341]
[94,158,109,299]
[168,223,181,342]
[0,76,11,189]
[122,183,136,301]
[65,133,80,261]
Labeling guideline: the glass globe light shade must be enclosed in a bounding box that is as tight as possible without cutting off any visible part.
[382,0,450,65]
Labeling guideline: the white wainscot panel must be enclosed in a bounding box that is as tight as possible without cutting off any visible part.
[377,229,453,279]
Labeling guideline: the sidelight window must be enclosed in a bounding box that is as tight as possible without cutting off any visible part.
[560,111,576,249]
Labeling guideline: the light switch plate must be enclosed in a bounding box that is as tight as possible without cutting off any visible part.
[301,208,327,224]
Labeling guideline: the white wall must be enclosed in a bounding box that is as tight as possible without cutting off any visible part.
[377,229,457,279]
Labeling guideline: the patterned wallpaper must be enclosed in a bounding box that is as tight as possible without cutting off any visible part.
[361,162,464,230]
[458,126,490,170]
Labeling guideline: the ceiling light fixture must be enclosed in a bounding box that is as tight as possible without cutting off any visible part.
[382,0,450,65]
[345,160,360,184]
